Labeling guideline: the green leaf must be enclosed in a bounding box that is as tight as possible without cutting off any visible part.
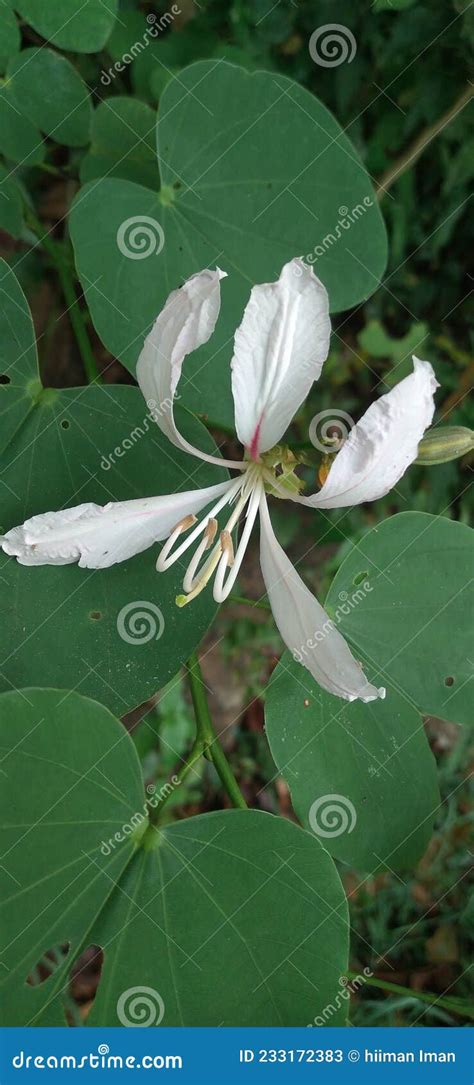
[265,655,439,872]
[0,257,39,453]
[80,97,159,188]
[7,48,92,147]
[0,83,44,165]
[0,263,228,713]
[374,0,416,9]
[13,0,118,52]
[0,163,23,238]
[0,688,349,1026]
[0,0,20,74]
[70,60,387,429]
[358,318,430,386]
[325,513,473,727]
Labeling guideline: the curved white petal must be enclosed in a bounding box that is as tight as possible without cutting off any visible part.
[259,493,384,703]
[231,258,331,458]
[0,481,232,569]
[137,267,242,469]
[301,357,439,509]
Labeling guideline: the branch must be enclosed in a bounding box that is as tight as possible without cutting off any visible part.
[376,84,473,199]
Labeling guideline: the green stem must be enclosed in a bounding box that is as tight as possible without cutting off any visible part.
[147,734,205,825]
[186,650,247,809]
[376,84,473,198]
[346,972,474,1019]
[25,208,100,384]
[228,593,271,611]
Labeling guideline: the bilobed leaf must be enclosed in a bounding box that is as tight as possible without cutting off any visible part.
[0,165,23,238]
[0,689,349,1026]
[80,98,160,188]
[70,60,387,429]
[7,48,92,147]
[325,513,473,726]
[0,263,228,713]
[265,655,440,872]
[0,257,39,454]
[0,84,44,165]
[13,0,118,52]
[0,0,20,73]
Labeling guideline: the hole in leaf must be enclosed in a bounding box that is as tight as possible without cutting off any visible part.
[89,611,102,621]
[26,942,71,987]
[444,676,455,687]
[66,944,104,1025]
[353,570,369,586]
[173,180,181,189]
[0,374,11,384]
[61,419,70,429]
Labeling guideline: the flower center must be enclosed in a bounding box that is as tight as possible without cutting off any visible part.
[156,445,307,608]
[259,443,307,498]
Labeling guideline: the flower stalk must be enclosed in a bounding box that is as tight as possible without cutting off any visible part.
[186,651,247,810]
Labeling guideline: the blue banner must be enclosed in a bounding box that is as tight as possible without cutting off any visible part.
[0,1027,471,1082]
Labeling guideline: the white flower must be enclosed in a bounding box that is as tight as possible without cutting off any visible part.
[1,259,439,703]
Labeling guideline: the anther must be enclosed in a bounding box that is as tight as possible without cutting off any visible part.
[204,518,218,548]
[173,514,198,534]
[220,530,234,566]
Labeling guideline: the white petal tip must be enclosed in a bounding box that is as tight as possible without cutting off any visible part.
[283,257,327,292]
[412,355,440,391]
[215,266,227,281]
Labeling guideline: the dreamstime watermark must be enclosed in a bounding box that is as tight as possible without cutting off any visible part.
[308,24,357,67]
[308,408,355,454]
[100,9,182,86]
[117,601,165,645]
[308,969,373,1026]
[117,986,165,1027]
[117,216,165,260]
[293,582,373,664]
[100,779,180,856]
[100,397,179,471]
[297,198,374,269]
[308,794,357,838]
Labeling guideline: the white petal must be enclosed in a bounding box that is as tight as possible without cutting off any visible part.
[259,493,384,703]
[231,258,331,458]
[0,482,232,569]
[303,357,439,509]
[137,267,242,469]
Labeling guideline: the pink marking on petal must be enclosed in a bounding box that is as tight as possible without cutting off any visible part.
[249,417,263,461]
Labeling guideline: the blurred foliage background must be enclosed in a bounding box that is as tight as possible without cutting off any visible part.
[1,0,472,1027]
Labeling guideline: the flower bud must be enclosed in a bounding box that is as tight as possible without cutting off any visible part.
[416,426,474,465]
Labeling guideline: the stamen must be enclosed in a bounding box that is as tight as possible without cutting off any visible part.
[176,485,251,607]
[182,526,217,593]
[220,530,234,566]
[155,514,197,571]
[213,480,262,604]
[175,514,198,533]
[156,477,243,573]
[204,518,218,548]
[176,544,224,607]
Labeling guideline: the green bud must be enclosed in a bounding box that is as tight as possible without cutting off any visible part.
[416,426,474,465]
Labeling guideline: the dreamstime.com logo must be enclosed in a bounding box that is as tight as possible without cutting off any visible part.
[293,582,373,663]
[298,198,374,268]
[100,396,178,471]
[308,409,355,454]
[308,24,357,67]
[309,970,373,1026]
[117,986,165,1027]
[308,794,357,838]
[117,601,165,645]
[100,8,181,85]
[100,779,180,856]
[117,216,165,260]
